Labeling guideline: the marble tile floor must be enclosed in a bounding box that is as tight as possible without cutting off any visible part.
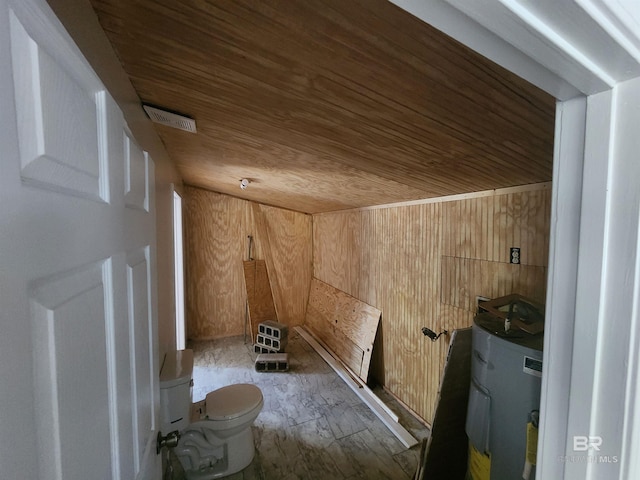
[165,330,430,480]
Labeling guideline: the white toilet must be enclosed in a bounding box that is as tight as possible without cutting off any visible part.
[159,349,263,479]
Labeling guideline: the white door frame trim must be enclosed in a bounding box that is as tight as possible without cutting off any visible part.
[391,1,640,479]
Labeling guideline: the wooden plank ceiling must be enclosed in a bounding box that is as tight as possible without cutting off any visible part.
[89,0,555,214]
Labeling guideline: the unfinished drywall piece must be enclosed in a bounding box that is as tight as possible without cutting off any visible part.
[304,277,381,382]
[243,260,277,341]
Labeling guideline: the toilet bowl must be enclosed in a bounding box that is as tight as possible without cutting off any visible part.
[159,350,263,479]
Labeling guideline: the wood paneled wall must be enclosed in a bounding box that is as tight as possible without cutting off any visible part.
[313,184,551,423]
[183,186,312,340]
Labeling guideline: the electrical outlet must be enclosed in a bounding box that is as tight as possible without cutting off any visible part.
[510,247,521,264]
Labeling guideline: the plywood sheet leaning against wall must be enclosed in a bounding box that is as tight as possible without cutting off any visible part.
[183,186,312,340]
[253,203,313,329]
[243,260,277,341]
[304,278,381,382]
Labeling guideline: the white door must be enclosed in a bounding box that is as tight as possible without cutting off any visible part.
[0,0,161,479]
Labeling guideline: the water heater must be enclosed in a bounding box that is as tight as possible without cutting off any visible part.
[466,311,543,480]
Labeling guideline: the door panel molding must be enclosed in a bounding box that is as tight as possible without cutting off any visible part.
[29,259,113,480]
[9,7,108,202]
[124,131,149,212]
[126,246,154,474]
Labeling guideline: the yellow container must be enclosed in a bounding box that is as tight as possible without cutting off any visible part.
[468,442,491,480]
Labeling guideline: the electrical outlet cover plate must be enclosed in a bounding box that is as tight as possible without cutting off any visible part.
[510,247,521,264]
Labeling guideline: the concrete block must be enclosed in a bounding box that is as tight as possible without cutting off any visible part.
[255,353,289,372]
[256,333,287,352]
[253,343,279,354]
[258,320,289,340]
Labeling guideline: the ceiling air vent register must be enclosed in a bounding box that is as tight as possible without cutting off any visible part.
[143,105,197,133]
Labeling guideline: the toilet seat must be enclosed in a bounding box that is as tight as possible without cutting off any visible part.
[205,384,263,421]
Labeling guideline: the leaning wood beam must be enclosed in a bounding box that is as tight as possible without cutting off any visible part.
[251,203,283,322]
[295,326,418,449]
[243,260,278,342]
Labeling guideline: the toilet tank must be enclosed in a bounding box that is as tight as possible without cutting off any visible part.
[159,349,193,433]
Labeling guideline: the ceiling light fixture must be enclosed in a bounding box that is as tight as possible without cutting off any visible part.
[240,178,250,190]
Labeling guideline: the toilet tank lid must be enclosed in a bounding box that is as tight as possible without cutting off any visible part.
[160,349,193,388]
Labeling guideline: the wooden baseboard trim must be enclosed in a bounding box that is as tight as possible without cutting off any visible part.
[296,326,418,449]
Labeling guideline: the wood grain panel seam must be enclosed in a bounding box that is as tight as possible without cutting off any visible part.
[314,182,551,215]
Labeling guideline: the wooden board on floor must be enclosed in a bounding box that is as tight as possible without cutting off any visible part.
[243,260,277,340]
[296,326,418,449]
[416,328,472,480]
[304,278,381,382]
